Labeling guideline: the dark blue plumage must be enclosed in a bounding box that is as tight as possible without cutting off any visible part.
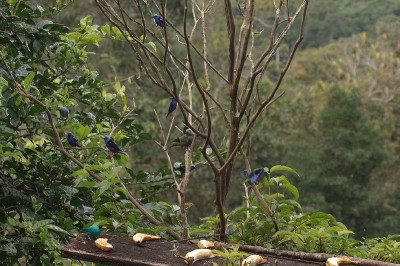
[153,14,168,28]
[67,132,80,147]
[84,225,106,237]
[174,164,195,174]
[167,97,178,117]
[243,168,265,188]
[103,136,124,154]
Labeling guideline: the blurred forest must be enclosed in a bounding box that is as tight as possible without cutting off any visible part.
[40,0,400,239]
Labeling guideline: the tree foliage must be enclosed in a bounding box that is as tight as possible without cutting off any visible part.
[0,1,156,264]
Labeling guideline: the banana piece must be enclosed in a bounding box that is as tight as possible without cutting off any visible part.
[184,249,216,264]
[326,257,352,266]
[242,255,267,266]
[197,240,215,249]
[94,238,113,251]
[132,233,161,244]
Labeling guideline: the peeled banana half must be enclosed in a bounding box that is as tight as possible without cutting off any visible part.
[326,257,353,266]
[242,255,267,266]
[197,240,215,249]
[94,238,113,252]
[184,249,216,264]
[132,233,161,244]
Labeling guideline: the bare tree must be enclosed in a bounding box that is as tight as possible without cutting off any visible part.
[93,0,308,241]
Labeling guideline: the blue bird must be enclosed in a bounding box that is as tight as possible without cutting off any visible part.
[174,164,195,174]
[103,136,124,156]
[84,225,106,238]
[243,168,265,188]
[153,14,168,28]
[167,97,178,117]
[67,132,80,148]
[57,106,69,119]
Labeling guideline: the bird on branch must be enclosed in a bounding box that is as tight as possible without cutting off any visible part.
[103,136,124,158]
[166,97,178,117]
[174,164,196,174]
[243,168,265,188]
[67,132,80,148]
[153,14,168,30]
[57,106,69,119]
[164,129,194,151]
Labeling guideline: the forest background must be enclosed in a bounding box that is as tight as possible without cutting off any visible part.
[62,0,400,238]
[2,0,400,264]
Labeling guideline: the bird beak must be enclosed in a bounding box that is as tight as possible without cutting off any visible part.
[101,225,107,229]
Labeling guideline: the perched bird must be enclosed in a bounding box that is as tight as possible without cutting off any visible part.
[84,225,106,238]
[103,136,124,156]
[166,97,178,117]
[164,129,194,151]
[162,208,176,226]
[243,168,265,188]
[67,132,80,148]
[153,14,168,29]
[57,106,69,119]
[174,164,196,174]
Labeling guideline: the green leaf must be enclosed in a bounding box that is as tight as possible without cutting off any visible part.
[273,231,304,246]
[112,26,124,40]
[139,132,152,140]
[147,42,157,52]
[44,23,70,33]
[80,34,101,46]
[270,192,284,200]
[45,224,70,235]
[211,249,229,257]
[75,181,96,188]
[94,180,111,196]
[33,202,43,213]
[69,123,91,140]
[23,72,35,91]
[32,219,54,231]
[8,0,19,6]
[109,166,122,177]
[70,168,89,178]
[36,20,53,29]
[108,177,123,184]
[67,32,80,42]
[86,165,104,171]
[101,24,111,36]
[270,165,299,176]
[189,228,213,236]
[230,206,253,217]
[0,76,8,93]
[79,15,93,28]
[326,225,345,234]
[114,187,129,198]
[310,212,335,221]
[280,183,299,200]
[338,229,355,235]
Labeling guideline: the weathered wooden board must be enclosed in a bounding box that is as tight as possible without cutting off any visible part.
[61,233,321,266]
